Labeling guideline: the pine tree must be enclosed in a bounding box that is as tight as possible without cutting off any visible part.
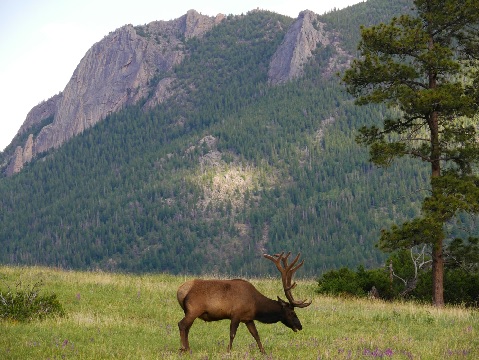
[343,0,479,306]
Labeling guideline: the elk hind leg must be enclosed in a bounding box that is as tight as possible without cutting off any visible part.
[245,321,265,354]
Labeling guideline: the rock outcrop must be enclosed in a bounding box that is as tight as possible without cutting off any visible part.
[5,10,223,174]
[4,9,349,176]
[22,134,34,164]
[35,10,223,155]
[5,146,24,175]
[18,93,62,136]
[268,10,330,84]
[5,134,34,176]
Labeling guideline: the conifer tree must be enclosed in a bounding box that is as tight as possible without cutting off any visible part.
[343,0,479,306]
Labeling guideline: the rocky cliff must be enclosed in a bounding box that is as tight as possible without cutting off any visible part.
[268,10,329,84]
[4,9,344,176]
[33,10,223,156]
[17,93,62,136]
[268,10,351,84]
[4,10,222,176]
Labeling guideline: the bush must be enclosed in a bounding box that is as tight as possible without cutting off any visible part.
[317,263,479,306]
[410,268,479,306]
[317,267,365,297]
[0,280,65,322]
[357,266,397,300]
[444,269,479,306]
[317,266,395,299]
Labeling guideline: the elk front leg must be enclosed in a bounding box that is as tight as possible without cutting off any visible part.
[228,319,240,352]
[245,321,265,354]
[178,316,195,352]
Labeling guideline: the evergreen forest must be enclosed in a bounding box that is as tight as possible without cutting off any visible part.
[0,0,477,277]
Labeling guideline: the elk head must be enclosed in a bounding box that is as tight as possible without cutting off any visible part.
[263,252,312,331]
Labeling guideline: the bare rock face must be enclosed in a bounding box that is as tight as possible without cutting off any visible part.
[5,146,24,176]
[18,93,62,136]
[5,9,346,176]
[182,10,225,39]
[35,24,160,153]
[5,134,34,176]
[6,10,222,174]
[22,134,34,164]
[268,10,330,84]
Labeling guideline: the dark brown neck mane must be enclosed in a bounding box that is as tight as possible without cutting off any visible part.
[254,296,283,324]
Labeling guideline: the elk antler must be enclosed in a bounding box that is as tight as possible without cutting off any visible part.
[263,252,312,308]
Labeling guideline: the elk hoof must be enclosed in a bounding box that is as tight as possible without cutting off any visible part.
[178,347,191,354]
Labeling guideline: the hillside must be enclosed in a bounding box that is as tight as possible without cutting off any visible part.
[0,0,460,276]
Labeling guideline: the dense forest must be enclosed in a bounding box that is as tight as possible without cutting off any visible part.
[0,0,476,276]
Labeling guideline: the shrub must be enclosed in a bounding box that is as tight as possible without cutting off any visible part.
[410,269,479,306]
[0,279,65,322]
[317,267,363,296]
[444,269,479,306]
[356,266,397,300]
[316,266,393,298]
[317,266,407,300]
[317,264,479,306]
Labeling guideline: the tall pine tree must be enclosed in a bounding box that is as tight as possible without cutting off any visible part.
[343,0,479,306]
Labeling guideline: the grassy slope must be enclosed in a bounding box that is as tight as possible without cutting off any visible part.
[1,266,478,359]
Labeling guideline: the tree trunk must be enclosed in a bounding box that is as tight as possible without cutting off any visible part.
[431,238,445,307]
[429,111,445,307]
[430,112,444,307]
[428,25,445,306]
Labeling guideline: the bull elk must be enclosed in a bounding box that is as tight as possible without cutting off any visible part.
[176,252,311,354]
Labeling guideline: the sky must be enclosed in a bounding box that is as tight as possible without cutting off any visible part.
[0,0,363,151]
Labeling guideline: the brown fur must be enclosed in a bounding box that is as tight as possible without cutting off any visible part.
[177,253,311,354]
[178,279,279,322]
[177,278,300,354]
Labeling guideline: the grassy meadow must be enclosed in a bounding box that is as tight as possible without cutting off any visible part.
[1,266,478,359]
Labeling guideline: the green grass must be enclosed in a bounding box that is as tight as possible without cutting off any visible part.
[1,266,478,359]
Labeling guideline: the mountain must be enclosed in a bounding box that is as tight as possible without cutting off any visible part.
[3,10,223,175]
[3,9,338,175]
[0,0,439,276]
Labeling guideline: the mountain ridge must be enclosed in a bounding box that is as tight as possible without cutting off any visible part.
[4,10,220,174]
[3,8,341,176]
[0,0,446,276]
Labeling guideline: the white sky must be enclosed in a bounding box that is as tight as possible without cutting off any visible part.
[0,0,362,151]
